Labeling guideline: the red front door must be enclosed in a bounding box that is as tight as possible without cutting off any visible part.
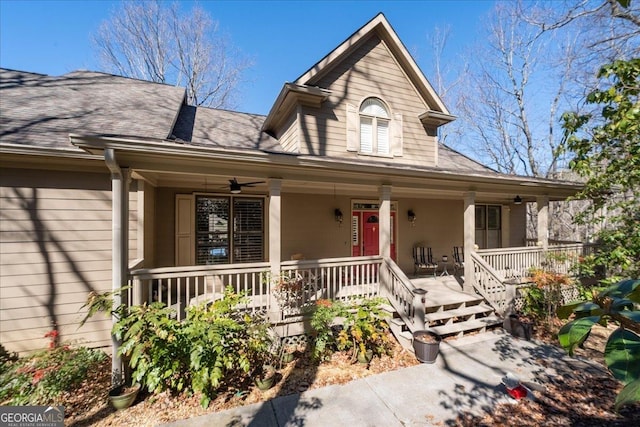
[362,212,379,256]
[352,210,396,260]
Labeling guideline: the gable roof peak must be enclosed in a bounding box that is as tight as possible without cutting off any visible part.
[294,13,450,116]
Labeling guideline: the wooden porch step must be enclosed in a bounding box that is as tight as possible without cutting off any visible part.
[427,315,502,337]
[424,292,484,308]
[424,303,494,323]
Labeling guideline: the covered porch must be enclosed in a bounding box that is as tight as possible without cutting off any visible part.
[72,136,585,340]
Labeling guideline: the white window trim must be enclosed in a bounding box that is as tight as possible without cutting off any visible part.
[358,98,393,158]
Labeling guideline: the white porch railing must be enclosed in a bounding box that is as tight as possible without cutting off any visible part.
[478,243,587,278]
[472,243,589,314]
[127,262,271,320]
[469,252,507,313]
[382,257,423,331]
[127,256,385,322]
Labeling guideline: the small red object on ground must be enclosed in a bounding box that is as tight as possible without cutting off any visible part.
[506,384,528,400]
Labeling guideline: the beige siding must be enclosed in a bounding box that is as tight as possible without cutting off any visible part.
[395,198,463,273]
[299,35,438,165]
[509,204,527,247]
[0,168,138,354]
[281,193,351,260]
[278,111,299,153]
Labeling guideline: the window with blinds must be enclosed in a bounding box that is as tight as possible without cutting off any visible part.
[195,196,264,264]
[359,98,390,156]
[233,198,264,262]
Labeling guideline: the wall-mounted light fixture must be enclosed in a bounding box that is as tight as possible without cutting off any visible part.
[513,195,522,205]
[334,208,343,224]
[408,209,416,226]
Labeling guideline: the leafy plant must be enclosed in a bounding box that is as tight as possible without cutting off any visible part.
[309,299,347,361]
[337,297,392,360]
[309,297,392,362]
[561,58,640,281]
[0,345,106,405]
[557,279,640,410]
[522,265,573,324]
[82,286,276,408]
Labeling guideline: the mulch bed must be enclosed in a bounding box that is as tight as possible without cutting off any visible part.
[63,325,639,426]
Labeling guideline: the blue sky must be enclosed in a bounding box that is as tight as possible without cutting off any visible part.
[0,0,495,115]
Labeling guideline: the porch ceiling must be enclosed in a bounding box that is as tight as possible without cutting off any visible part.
[70,134,582,203]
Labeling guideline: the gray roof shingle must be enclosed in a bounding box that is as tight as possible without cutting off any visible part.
[171,104,281,152]
[0,68,493,175]
[0,68,186,150]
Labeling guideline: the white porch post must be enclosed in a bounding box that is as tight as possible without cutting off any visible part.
[268,179,282,321]
[379,185,392,291]
[379,185,392,258]
[537,195,549,251]
[106,148,129,386]
[463,192,475,293]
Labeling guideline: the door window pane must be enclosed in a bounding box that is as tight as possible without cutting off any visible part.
[196,197,229,264]
[233,198,264,263]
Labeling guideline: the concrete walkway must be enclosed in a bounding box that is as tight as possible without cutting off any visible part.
[162,330,605,427]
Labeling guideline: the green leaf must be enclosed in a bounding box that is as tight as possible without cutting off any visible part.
[558,316,600,356]
[601,279,640,299]
[557,301,585,320]
[615,378,640,411]
[628,286,640,304]
[618,311,640,323]
[605,329,640,385]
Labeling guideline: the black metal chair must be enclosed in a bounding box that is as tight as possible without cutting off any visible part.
[413,246,438,276]
[453,246,464,275]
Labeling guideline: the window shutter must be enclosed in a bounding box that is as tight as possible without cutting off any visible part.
[377,120,389,155]
[346,103,358,152]
[392,113,403,156]
[175,194,195,266]
[360,117,373,154]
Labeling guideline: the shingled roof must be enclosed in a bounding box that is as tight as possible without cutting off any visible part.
[1,67,494,174]
[171,104,281,152]
[0,68,186,151]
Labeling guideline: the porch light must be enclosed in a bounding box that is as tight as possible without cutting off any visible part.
[513,195,522,205]
[408,209,416,225]
[334,208,343,223]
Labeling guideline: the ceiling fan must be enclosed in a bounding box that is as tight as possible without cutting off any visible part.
[226,178,265,194]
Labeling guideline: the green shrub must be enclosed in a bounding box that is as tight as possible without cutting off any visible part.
[558,279,640,410]
[310,297,392,362]
[0,345,106,405]
[87,286,275,408]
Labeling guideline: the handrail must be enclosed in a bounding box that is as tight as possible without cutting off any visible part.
[469,251,507,314]
[382,257,422,332]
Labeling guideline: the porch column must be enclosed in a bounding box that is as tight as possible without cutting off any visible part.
[106,148,129,386]
[268,179,282,320]
[537,195,549,251]
[463,192,475,293]
[379,185,392,258]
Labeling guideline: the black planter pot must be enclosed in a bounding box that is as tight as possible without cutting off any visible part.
[412,330,441,363]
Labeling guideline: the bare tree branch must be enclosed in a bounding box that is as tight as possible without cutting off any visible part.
[93,0,251,108]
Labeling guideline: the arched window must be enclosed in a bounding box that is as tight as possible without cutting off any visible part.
[359,98,390,155]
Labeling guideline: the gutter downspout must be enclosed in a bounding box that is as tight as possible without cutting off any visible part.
[105,148,130,386]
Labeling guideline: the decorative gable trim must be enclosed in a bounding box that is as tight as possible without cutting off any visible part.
[262,83,331,135]
[419,110,456,126]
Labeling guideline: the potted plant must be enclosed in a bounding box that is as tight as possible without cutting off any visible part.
[412,330,441,363]
[80,288,144,409]
[280,343,297,364]
[108,383,141,410]
[253,363,276,391]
